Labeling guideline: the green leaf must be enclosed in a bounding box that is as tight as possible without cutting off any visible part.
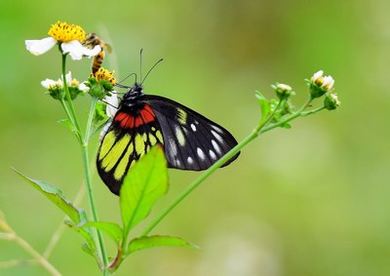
[94,102,109,125]
[280,120,292,129]
[83,222,123,244]
[13,169,82,224]
[65,220,96,254]
[13,169,96,256]
[57,118,78,135]
[120,146,168,235]
[255,90,270,122]
[127,235,197,255]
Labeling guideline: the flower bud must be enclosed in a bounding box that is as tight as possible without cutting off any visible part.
[87,67,116,99]
[309,70,335,98]
[272,83,293,99]
[324,93,340,110]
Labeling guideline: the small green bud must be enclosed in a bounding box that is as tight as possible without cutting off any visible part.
[324,93,340,110]
[87,68,116,99]
[309,70,335,98]
[94,101,109,125]
[272,83,294,99]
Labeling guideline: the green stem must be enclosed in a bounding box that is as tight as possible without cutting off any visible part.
[142,128,258,236]
[142,96,323,236]
[59,99,81,142]
[59,54,109,274]
[82,98,109,273]
[301,106,325,116]
[61,54,82,134]
[142,98,288,236]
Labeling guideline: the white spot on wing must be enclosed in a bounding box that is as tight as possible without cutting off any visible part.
[167,138,178,157]
[187,157,193,164]
[209,150,217,160]
[197,147,205,160]
[175,125,186,146]
[211,130,224,143]
[212,125,223,134]
[191,123,197,131]
[211,139,222,154]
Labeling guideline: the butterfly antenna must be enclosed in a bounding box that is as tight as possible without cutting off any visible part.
[141,58,164,85]
[117,72,137,85]
[102,100,119,109]
[110,90,127,95]
[115,83,132,89]
[139,48,144,83]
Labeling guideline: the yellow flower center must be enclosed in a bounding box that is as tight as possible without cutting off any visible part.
[94,67,116,85]
[70,79,80,87]
[314,77,324,87]
[48,21,86,43]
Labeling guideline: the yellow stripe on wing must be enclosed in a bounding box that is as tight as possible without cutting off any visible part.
[102,134,131,171]
[99,131,116,160]
[114,143,134,180]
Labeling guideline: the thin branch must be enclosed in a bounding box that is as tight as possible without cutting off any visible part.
[0,214,61,276]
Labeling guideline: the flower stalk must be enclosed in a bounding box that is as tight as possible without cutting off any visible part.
[0,214,61,276]
[59,55,109,274]
[142,95,320,236]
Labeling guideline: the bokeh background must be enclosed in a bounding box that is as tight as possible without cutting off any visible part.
[1,0,389,275]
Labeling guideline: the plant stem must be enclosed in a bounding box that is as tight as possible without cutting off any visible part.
[142,98,287,236]
[59,55,108,274]
[142,128,258,236]
[142,97,319,236]
[82,98,109,273]
[61,54,81,134]
[0,217,61,276]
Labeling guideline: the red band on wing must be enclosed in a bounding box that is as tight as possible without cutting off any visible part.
[114,104,155,129]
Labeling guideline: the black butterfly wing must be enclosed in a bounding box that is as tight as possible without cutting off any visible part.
[144,95,240,170]
[96,104,164,195]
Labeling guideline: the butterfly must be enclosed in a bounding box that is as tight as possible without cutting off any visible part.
[96,71,239,195]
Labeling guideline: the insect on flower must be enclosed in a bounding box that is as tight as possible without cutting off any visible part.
[83,33,112,74]
[25,21,101,60]
[96,56,240,195]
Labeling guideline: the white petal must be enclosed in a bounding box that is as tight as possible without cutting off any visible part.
[311,70,323,81]
[104,92,119,118]
[322,76,335,90]
[65,71,72,84]
[99,120,112,141]
[78,82,90,92]
[25,37,57,56]
[41,78,57,89]
[61,41,101,60]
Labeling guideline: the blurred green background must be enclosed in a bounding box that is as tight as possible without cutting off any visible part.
[1,0,389,275]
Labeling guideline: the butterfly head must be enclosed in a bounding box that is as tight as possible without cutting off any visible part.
[121,82,144,106]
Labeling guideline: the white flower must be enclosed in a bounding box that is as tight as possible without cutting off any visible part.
[25,37,57,56]
[41,78,60,90]
[275,83,292,91]
[272,82,293,98]
[78,82,90,93]
[310,70,335,91]
[99,92,119,141]
[25,21,101,60]
[322,76,335,91]
[104,92,119,117]
[61,40,101,60]
[311,70,323,82]
[41,71,87,92]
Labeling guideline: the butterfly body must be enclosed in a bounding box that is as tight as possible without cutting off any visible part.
[97,83,239,195]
